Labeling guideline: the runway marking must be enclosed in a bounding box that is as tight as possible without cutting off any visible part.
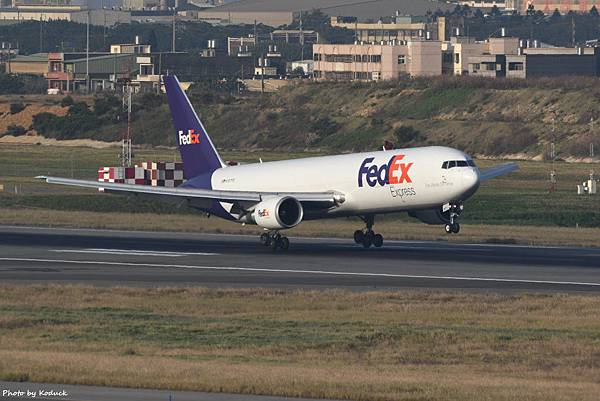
[2,257,600,288]
[51,249,219,257]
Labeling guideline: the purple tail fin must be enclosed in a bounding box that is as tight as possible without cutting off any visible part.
[164,75,224,180]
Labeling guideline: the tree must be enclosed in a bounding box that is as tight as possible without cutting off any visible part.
[526,3,536,16]
[591,5,599,17]
[551,8,562,20]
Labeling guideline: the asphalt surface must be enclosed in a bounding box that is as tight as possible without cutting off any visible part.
[2,225,600,292]
[0,381,329,401]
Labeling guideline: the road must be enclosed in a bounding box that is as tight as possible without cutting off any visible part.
[1,226,600,292]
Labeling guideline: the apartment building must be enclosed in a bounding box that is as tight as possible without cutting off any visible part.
[313,40,441,81]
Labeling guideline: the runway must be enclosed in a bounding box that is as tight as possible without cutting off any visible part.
[1,225,600,292]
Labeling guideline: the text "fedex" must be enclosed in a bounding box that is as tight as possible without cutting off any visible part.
[358,155,413,187]
[178,129,201,146]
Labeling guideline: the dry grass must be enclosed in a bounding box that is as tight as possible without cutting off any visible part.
[1,285,600,400]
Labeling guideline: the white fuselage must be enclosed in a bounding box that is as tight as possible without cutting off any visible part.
[210,146,480,219]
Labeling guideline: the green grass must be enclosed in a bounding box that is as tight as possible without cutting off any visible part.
[1,144,600,229]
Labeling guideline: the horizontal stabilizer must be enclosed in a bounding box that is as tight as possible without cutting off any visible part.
[479,162,519,181]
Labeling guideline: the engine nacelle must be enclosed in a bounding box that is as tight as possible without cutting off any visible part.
[252,196,303,230]
[408,207,452,225]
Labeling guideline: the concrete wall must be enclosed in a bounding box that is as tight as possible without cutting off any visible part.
[489,37,519,55]
[408,40,441,76]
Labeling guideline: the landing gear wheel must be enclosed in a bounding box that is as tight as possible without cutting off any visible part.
[362,232,373,248]
[279,236,290,250]
[445,224,453,234]
[373,233,384,248]
[353,230,364,244]
[260,232,271,246]
[451,223,460,234]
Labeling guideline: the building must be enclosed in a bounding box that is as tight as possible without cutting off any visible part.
[313,40,441,81]
[7,53,47,75]
[270,30,318,45]
[198,0,453,27]
[445,36,518,75]
[46,52,138,92]
[289,59,314,76]
[331,15,446,42]
[458,0,507,10]
[111,37,152,55]
[512,0,600,14]
[465,39,600,78]
[0,8,131,26]
[227,36,257,57]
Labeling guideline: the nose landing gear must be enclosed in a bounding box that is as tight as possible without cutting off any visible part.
[354,215,384,248]
[260,232,290,251]
[444,203,463,234]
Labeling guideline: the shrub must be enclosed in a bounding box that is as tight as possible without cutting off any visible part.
[60,95,74,107]
[4,124,26,136]
[9,103,25,114]
[393,125,422,144]
[310,116,340,137]
[137,92,163,109]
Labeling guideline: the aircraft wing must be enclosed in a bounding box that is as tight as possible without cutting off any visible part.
[36,176,344,206]
[479,162,519,181]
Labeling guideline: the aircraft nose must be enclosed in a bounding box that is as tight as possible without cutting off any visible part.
[462,168,480,195]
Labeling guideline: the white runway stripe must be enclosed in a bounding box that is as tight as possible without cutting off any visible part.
[51,249,219,257]
[1,257,600,287]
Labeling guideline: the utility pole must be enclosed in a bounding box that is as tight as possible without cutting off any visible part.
[102,0,107,47]
[572,15,576,47]
[172,9,176,53]
[39,14,43,52]
[121,85,132,167]
[299,11,304,60]
[86,8,90,93]
[7,42,11,74]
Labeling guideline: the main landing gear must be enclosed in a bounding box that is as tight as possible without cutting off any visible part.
[444,203,463,234]
[260,232,290,251]
[354,215,384,248]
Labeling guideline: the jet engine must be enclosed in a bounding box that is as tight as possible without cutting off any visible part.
[408,206,452,225]
[252,196,304,230]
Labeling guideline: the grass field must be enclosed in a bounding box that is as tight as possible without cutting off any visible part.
[1,144,600,246]
[1,285,600,401]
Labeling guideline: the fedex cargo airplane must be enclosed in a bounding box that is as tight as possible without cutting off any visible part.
[39,75,518,250]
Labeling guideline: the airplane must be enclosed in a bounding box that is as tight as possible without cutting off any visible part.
[38,75,518,251]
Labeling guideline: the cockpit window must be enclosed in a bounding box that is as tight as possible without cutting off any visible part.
[442,159,476,169]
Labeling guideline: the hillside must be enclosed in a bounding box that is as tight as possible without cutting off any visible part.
[3,76,600,159]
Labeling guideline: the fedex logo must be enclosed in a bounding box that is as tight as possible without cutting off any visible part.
[358,155,413,187]
[258,209,270,217]
[178,129,201,146]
